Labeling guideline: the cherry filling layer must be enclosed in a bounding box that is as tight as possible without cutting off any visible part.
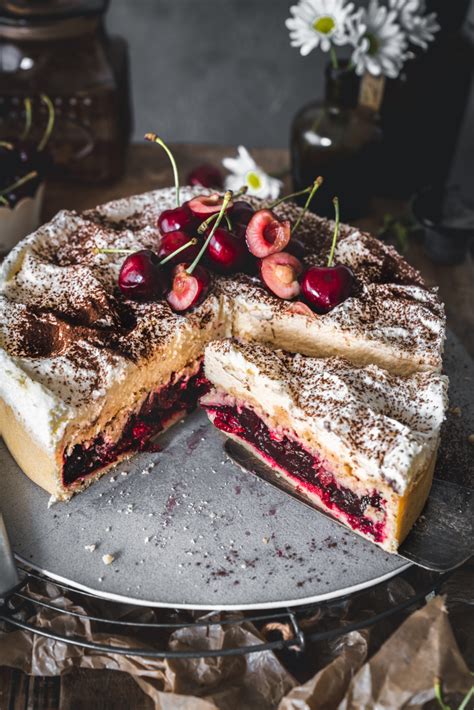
[205,404,387,543]
[62,366,209,487]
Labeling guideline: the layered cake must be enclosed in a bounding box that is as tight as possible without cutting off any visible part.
[0,184,446,545]
[202,339,448,552]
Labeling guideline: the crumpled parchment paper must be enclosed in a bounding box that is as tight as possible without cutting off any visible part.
[0,566,472,709]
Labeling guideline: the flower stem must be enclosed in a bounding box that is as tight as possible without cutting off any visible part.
[159,238,197,265]
[38,95,55,152]
[187,191,232,275]
[327,197,340,268]
[330,46,339,70]
[291,176,323,235]
[0,195,8,206]
[0,170,38,197]
[21,97,32,141]
[269,185,312,209]
[145,132,180,207]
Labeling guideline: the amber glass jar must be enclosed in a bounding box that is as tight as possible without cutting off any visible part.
[290,64,381,220]
[0,0,131,183]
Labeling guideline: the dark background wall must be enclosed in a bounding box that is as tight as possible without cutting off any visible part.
[106,0,474,184]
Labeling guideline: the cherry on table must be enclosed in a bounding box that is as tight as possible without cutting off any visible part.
[245,209,291,258]
[259,252,303,299]
[187,164,223,189]
[118,249,168,300]
[166,263,210,312]
[205,226,248,274]
[300,264,354,314]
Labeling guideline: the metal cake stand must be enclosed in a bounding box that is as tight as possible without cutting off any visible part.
[0,332,472,657]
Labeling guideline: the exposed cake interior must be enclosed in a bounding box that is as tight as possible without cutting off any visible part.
[204,403,387,544]
[62,363,209,489]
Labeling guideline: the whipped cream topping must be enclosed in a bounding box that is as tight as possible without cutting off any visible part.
[204,339,448,494]
[0,186,445,457]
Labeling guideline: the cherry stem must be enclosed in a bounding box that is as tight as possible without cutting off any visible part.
[233,185,248,199]
[20,98,33,141]
[198,210,232,235]
[291,176,323,235]
[159,237,197,265]
[94,247,135,255]
[327,197,340,268]
[145,132,180,207]
[0,141,14,150]
[269,185,312,209]
[38,94,55,152]
[0,196,8,206]
[0,170,38,197]
[187,190,232,275]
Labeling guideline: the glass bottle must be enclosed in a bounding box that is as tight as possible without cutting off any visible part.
[290,62,381,220]
[0,0,131,183]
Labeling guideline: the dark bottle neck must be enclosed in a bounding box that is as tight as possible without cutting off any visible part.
[324,63,360,109]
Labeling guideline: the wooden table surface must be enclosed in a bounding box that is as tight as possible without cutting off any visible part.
[1,143,472,710]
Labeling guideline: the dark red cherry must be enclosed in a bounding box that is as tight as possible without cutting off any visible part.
[300,264,354,314]
[205,227,247,274]
[158,230,200,266]
[118,249,168,300]
[259,252,303,299]
[245,209,291,258]
[188,192,233,218]
[187,164,223,189]
[231,200,254,226]
[157,204,195,235]
[166,263,210,312]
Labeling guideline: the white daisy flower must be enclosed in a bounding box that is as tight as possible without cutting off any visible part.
[285,0,355,56]
[389,0,439,49]
[222,146,282,200]
[348,1,408,79]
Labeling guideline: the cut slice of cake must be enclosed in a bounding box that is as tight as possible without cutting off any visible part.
[202,339,448,552]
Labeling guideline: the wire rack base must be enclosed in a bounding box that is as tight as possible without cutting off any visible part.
[0,563,449,659]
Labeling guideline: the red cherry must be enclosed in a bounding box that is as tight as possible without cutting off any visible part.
[166,263,210,312]
[205,227,248,274]
[158,204,195,234]
[188,193,233,218]
[300,264,354,314]
[118,250,168,300]
[259,252,303,299]
[158,230,201,266]
[231,200,254,226]
[245,209,291,258]
[187,164,223,188]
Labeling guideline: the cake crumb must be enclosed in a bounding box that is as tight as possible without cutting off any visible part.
[102,553,115,565]
[110,476,116,482]
[144,536,150,543]
[121,471,128,476]
[105,526,111,532]
[84,544,96,552]
[262,536,270,544]
[449,406,462,417]
[47,496,58,508]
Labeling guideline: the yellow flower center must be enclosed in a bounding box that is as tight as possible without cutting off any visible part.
[246,171,262,190]
[313,15,335,35]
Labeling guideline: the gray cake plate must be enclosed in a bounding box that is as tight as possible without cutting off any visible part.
[1,332,472,610]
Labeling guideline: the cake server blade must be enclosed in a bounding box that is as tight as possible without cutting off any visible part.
[0,513,19,598]
[225,441,473,572]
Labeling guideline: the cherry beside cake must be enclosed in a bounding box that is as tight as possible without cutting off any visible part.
[202,339,448,553]
[0,150,447,550]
